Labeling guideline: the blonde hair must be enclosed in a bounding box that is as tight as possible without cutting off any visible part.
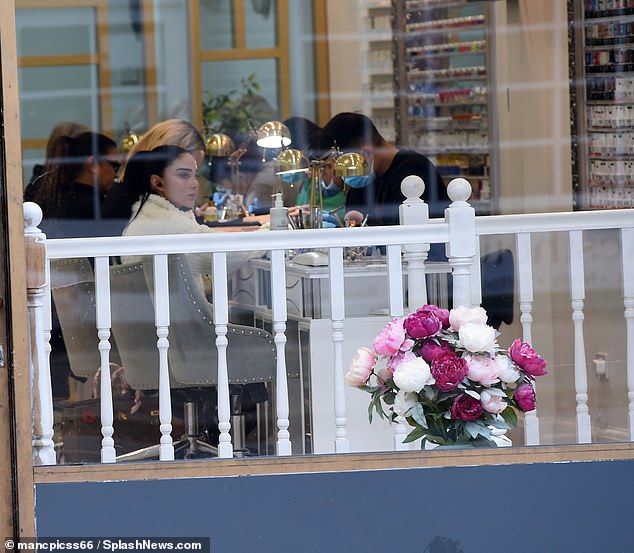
[121,119,204,178]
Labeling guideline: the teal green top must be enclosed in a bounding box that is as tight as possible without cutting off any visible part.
[295,175,346,226]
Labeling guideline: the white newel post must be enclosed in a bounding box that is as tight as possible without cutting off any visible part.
[445,178,476,308]
[24,202,56,465]
[399,175,430,313]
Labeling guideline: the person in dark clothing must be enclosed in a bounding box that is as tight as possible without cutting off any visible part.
[24,121,91,203]
[320,112,450,224]
[29,131,119,399]
[31,131,120,238]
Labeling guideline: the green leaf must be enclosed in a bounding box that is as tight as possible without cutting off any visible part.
[410,403,428,429]
[403,426,426,443]
[501,406,518,428]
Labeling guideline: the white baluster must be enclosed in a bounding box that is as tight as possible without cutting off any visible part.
[94,256,116,463]
[569,231,591,443]
[212,252,233,458]
[399,175,429,313]
[386,244,410,450]
[24,202,55,466]
[621,228,634,439]
[516,232,540,445]
[445,178,475,308]
[270,249,292,455]
[329,247,348,453]
[153,255,174,461]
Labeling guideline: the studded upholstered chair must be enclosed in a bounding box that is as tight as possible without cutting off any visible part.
[109,255,276,460]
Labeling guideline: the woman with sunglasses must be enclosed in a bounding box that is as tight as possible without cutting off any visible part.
[32,130,120,238]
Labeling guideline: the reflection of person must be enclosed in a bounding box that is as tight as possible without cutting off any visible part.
[320,112,449,224]
[103,119,206,225]
[24,120,91,202]
[31,131,119,238]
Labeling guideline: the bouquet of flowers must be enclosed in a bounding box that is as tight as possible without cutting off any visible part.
[346,304,548,448]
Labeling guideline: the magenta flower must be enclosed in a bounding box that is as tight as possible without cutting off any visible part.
[373,318,406,356]
[515,383,536,411]
[508,339,548,377]
[451,393,484,421]
[403,306,442,339]
[424,304,450,329]
[431,352,468,392]
[419,339,453,363]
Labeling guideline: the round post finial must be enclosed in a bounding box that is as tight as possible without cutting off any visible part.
[24,201,43,233]
[400,175,425,202]
[447,178,472,205]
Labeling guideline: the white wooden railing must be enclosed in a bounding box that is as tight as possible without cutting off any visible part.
[25,177,634,464]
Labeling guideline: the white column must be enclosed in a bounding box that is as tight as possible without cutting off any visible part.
[516,232,540,445]
[212,252,233,458]
[94,256,116,463]
[399,175,429,313]
[329,247,348,453]
[152,255,174,461]
[24,202,56,466]
[445,178,476,308]
[270,249,292,455]
[621,228,634,439]
[569,230,591,443]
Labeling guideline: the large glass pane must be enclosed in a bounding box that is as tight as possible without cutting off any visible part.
[16,8,96,56]
[18,66,98,140]
[108,0,148,136]
[154,0,192,121]
[245,0,277,49]
[199,0,234,50]
[201,58,279,134]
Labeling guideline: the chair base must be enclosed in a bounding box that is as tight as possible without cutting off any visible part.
[116,436,218,462]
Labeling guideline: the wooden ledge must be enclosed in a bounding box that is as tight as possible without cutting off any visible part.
[33,442,634,484]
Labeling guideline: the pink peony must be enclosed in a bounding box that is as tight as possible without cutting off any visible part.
[403,306,443,339]
[480,388,507,414]
[430,352,468,392]
[346,347,376,387]
[387,350,417,373]
[419,338,453,363]
[449,305,488,331]
[515,383,536,411]
[373,318,406,356]
[465,353,500,386]
[451,393,484,421]
[508,339,548,377]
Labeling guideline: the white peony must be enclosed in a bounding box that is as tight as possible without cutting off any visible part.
[393,390,419,417]
[496,354,521,383]
[449,305,488,331]
[480,388,507,414]
[459,322,497,353]
[393,357,435,393]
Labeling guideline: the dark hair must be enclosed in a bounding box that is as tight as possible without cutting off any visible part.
[33,131,117,216]
[283,117,323,157]
[122,144,192,220]
[320,112,384,151]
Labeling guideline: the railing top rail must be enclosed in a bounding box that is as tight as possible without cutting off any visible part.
[475,209,634,235]
[44,224,450,259]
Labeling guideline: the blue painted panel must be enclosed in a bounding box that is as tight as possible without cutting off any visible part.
[36,460,634,553]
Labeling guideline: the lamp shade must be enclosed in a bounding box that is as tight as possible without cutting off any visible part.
[256,121,291,149]
[333,152,368,178]
[120,130,141,154]
[274,148,309,175]
[205,133,235,157]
